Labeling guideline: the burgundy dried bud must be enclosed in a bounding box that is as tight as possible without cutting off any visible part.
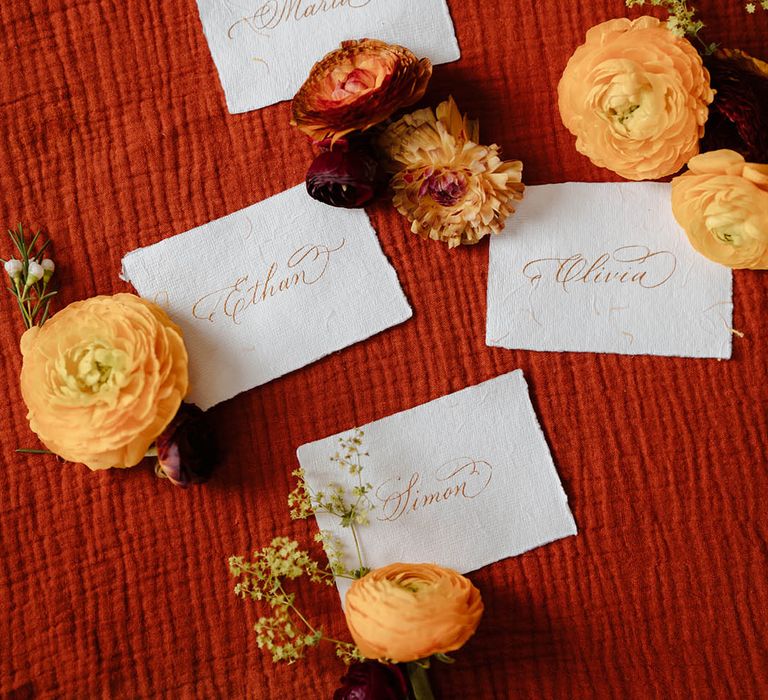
[702,49,768,163]
[333,662,409,700]
[155,403,217,488]
[306,148,381,208]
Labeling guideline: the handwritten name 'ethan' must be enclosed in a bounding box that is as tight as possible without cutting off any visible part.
[192,240,344,325]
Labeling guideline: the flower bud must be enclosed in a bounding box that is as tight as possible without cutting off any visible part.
[4,259,23,280]
[701,49,768,163]
[156,403,217,488]
[306,148,381,209]
[333,662,409,700]
[25,261,44,287]
[41,258,55,282]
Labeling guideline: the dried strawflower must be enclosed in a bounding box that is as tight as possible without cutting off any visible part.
[701,49,768,163]
[558,16,714,180]
[156,403,218,487]
[291,39,432,143]
[306,147,381,208]
[671,149,768,268]
[378,97,524,247]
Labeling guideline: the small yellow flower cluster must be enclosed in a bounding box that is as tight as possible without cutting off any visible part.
[745,2,768,13]
[230,430,376,665]
[626,0,704,37]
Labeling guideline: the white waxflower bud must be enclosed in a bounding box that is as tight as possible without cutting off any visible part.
[41,258,55,281]
[25,260,44,287]
[4,259,23,279]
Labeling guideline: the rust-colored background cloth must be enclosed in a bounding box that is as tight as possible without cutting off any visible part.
[1,1,767,698]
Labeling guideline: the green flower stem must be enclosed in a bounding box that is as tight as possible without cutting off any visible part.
[350,523,365,574]
[406,663,435,700]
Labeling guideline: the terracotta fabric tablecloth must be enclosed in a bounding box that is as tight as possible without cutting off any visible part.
[1,1,767,698]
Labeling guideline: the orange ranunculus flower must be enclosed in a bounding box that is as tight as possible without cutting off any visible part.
[20,294,189,470]
[344,563,483,662]
[671,149,768,269]
[291,39,432,143]
[557,16,714,181]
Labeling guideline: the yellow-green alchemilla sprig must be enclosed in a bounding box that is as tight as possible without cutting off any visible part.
[625,0,713,49]
[745,2,768,13]
[288,428,374,577]
[2,224,57,329]
[228,537,362,664]
[230,430,378,666]
[626,0,766,50]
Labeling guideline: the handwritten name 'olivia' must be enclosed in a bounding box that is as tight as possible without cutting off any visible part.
[522,245,677,292]
[191,240,344,325]
[375,458,493,523]
[227,0,373,39]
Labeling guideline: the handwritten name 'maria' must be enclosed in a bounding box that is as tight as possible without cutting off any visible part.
[522,245,677,292]
[376,459,493,523]
[191,240,344,325]
[228,0,373,39]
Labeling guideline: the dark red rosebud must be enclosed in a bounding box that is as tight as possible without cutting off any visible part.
[702,49,768,163]
[306,148,381,208]
[333,662,409,700]
[155,403,217,488]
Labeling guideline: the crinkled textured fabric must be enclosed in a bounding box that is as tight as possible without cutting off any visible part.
[0,1,766,698]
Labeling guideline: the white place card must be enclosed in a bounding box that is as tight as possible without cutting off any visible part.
[194,0,461,113]
[487,183,733,359]
[121,185,411,409]
[297,370,577,601]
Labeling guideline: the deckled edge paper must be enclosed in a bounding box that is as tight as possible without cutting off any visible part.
[486,182,734,360]
[297,369,577,602]
[121,185,412,410]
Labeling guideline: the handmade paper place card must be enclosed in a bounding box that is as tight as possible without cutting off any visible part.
[297,370,577,601]
[487,182,733,359]
[195,0,461,113]
[121,185,411,410]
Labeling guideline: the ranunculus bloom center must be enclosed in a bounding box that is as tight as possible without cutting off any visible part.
[600,73,655,137]
[332,67,376,100]
[705,208,745,246]
[59,342,128,395]
[421,169,468,207]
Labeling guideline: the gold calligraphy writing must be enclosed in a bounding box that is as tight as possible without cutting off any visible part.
[522,245,677,292]
[227,0,373,39]
[191,240,345,325]
[375,458,493,523]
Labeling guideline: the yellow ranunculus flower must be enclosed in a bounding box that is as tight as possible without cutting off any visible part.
[558,16,714,181]
[344,563,484,662]
[20,294,189,470]
[672,149,768,269]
